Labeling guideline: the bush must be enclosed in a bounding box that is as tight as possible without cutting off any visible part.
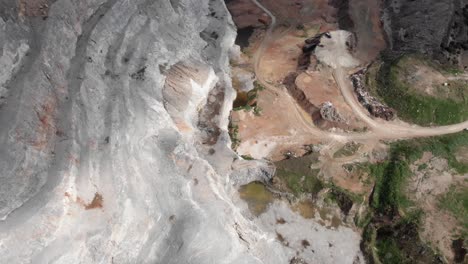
[228,120,240,150]
[232,81,265,114]
[241,155,254,160]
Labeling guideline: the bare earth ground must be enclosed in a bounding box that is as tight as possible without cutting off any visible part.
[18,0,49,18]
[349,0,387,63]
[320,140,387,194]
[232,24,331,160]
[456,146,468,163]
[233,87,321,160]
[404,62,448,97]
[295,69,367,129]
[398,56,468,102]
[257,29,312,84]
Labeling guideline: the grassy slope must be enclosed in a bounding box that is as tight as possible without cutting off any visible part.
[362,55,468,262]
[438,185,468,236]
[362,131,468,263]
[369,55,468,126]
[391,132,468,174]
[274,153,323,196]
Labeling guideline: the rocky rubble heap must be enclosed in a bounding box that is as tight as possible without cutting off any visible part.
[319,101,346,123]
[298,33,327,69]
[351,69,395,121]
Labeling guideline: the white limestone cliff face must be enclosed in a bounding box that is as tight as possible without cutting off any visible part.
[0,0,260,262]
[0,1,364,263]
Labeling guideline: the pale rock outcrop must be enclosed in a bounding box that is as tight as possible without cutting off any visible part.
[0,0,271,263]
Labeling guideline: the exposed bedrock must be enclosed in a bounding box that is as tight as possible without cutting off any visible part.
[328,0,354,31]
[382,0,457,57]
[328,0,465,63]
[0,0,283,263]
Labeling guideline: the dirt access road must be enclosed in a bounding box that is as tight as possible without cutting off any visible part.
[250,0,468,144]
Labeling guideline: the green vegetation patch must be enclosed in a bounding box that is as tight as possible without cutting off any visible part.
[362,213,442,264]
[369,55,468,126]
[366,141,422,215]
[376,235,406,264]
[368,131,468,214]
[327,182,365,204]
[417,163,428,171]
[241,155,254,160]
[325,184,355,215]
[274,153,323,196]
[359,131,468,263]
[347,131,468,220]
[369,157,411,215]
[354,210,373,229]
[361,225,381,263]
[374,223,442,264]
[391,131,468,174]
[438,185,468,234]
[275,168,322,196]
[228,120,240,150]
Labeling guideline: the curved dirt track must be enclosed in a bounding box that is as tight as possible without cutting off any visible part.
[334,67,468,138]
[251,0,468,145]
